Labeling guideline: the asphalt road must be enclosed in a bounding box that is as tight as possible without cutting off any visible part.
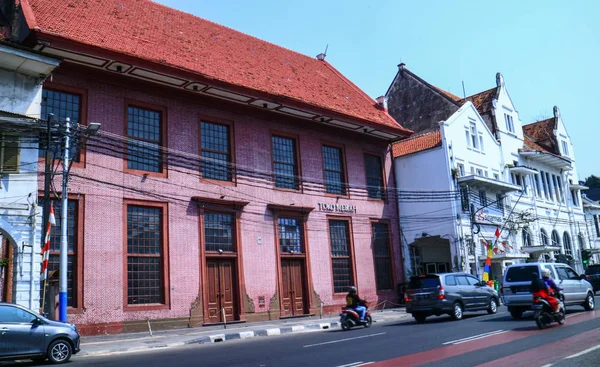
[3,306,600,367]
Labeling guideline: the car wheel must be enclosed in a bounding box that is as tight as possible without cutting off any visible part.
[451,302,463,320]
[487,298,498,315]
[47,339,72,364]
[583,293,595,311]
[509,307,523,319]
[413,313,427,324]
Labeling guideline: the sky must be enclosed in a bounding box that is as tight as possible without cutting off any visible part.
[156,0,599,180]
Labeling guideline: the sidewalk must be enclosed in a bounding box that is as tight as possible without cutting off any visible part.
[77,307,411,357]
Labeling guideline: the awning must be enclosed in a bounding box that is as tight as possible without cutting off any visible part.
[570,183,589,191]
[509,166,538,175]
[478,253,530,261]
[457,175,522,193]
[522,245,561,254]
[520,151,572,169]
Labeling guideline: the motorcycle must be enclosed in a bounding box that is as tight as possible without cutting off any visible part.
[532,296,565,329]
[339,302,372,330]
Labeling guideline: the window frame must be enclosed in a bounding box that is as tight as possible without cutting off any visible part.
[504,114,514,133]
[270,131,302,192]
[563,231,572,256]
[38,193,85,313]
[561,140,569,156]
[0,134,19,174]
[123,100,168,177]
[327,216,356,295]
[123,199,170,311]
[40,83,88,168]
[199,116,235,185]
[364,152,386,201]
[370,219,395,292]
[321,142,349,197]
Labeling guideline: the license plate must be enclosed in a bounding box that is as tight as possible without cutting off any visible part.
[415,294,428,301]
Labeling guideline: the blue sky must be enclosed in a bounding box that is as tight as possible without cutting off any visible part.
[156,0,599,180]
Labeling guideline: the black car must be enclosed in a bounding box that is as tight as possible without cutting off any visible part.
[585,264,600,293]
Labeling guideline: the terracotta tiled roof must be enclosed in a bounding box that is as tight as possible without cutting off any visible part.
[522,118,557,154]
[24,0,410,134]
[431,86,462,102]
[392,130,442,157]
[459,87,497,114]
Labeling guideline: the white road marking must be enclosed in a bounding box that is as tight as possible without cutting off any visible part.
[443,330,508,345]
[564,344,600,359]
[335,362,374,367]
[540,364,553,367]
[303,332,386,348]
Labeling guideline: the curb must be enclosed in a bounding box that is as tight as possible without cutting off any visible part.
[185,321,340,344]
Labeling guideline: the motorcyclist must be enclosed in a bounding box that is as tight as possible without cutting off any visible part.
[541,268,562,312]
[530,271,559,314]
[345,286,367,321]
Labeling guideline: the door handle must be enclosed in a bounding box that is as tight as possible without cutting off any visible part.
[1,327,8,335]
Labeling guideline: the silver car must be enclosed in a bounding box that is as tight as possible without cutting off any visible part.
[500,262,595,319]
[405,273,500,323]
[0,302,80,364]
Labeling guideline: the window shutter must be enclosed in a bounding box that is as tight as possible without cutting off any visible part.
[1,137,19,173]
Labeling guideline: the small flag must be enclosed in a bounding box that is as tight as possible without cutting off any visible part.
[41,204,55,281]
[495,227,501,239]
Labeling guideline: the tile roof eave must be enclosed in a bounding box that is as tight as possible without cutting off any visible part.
[32,29,411,137]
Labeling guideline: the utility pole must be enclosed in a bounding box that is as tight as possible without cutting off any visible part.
[40,113,53,315]
[59,117,70,323]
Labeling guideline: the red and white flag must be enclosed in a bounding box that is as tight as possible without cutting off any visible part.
[41,204,56,281]
[495,227,501,239]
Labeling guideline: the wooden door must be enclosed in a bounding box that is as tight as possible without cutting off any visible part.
[206,259,236,323]
[281,259,306,316]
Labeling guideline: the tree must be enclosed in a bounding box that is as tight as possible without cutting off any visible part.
[584,175,600,190]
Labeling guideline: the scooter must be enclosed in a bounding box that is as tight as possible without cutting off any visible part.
[339,303,372,330]
[532,296,565,329]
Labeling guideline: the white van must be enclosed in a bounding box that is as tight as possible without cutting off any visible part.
[500,262,595,319]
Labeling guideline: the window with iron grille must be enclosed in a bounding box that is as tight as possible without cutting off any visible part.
[40,89,82,161]
[272,136,299,190]
[329,220,353,293]
[595,215,600,237]
[364,154,384,199]
[322,145,346,195]
[461,187,470,211]
[372,222,392,290]
[201,121,232,181]
[278,217,303,254]
[479,190,487,207]
[127,205,165,305]
[127,106,162,172]
[204,212,234,252]
[541,229,549,246]
[41,199,79,308]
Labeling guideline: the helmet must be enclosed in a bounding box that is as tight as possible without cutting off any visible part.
[541,268,551,278]
[348,286,357,294]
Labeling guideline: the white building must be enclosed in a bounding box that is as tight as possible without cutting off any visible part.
[0,43,59,308]
[386,64,590,279]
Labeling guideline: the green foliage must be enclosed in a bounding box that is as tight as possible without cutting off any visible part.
[0,258,9,267]
[584,175,600,189]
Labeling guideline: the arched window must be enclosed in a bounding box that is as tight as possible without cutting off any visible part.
[541,229,549,246]
[578,233,586,251]
[522,229,532,247]
[563,232,572,256]
[551,230,561,247]
[551,230,561,257]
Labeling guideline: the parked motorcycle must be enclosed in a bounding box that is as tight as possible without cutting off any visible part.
[532,296,565,329]
[340,303,372,330]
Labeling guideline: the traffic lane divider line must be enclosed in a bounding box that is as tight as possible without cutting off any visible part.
[442,330,506,345]
[302,332,386,348]
[564,343,600,359]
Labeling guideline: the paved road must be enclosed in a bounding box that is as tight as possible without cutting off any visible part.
[3,306,600,366]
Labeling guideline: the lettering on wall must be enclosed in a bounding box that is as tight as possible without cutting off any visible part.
[317,202,357,213]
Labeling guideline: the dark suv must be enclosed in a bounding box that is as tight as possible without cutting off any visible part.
[405,273,499,323]
[585,264,600,293]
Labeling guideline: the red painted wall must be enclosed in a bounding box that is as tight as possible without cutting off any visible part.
[41,66,403,332]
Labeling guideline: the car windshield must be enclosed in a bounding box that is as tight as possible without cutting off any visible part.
[408,276,440,289]
[505,265,539,282]
[585,266,600,275]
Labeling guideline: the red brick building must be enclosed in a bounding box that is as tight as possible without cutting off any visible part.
[17,0,411,334]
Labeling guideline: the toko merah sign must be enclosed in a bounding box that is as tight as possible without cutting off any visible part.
[318,202,357,213]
